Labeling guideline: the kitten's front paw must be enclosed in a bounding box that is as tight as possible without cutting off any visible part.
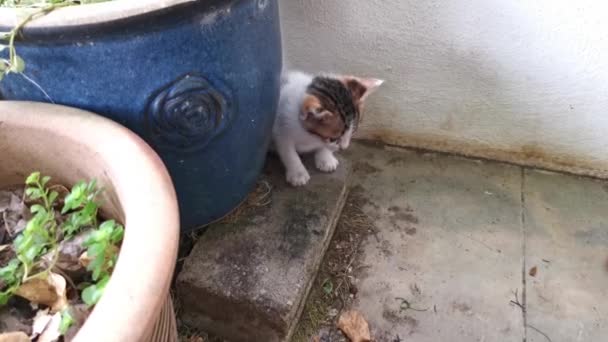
[315,152,339,172]
[286,168,310,186]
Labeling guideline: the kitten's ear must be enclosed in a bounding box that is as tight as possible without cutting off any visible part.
[344,77,384,102]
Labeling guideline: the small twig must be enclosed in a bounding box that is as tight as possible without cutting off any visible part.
[52,266,77,290]
[47,184,70,194]
[527,324,552,342]
[3,210,13,237]
[395,297,428,312]
[20,73,54,103]
[509,289,525,312]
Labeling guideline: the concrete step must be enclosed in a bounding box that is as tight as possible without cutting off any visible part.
[176,155,350,342]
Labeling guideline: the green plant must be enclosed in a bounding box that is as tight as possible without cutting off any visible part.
[81,219,123,306]
[0,0,113,81]
[59,308,75,334]
[0,171,124,334]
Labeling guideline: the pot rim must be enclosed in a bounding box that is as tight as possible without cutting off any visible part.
[0,101,180,342]
[0,0,197,29]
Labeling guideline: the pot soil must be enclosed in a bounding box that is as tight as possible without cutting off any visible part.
[0,101,180,342]
[1,174,125,341]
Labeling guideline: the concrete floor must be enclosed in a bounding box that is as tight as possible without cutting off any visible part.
[338,142,608,342]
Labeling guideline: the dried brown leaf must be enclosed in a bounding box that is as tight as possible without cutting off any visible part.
[0,188,28,241]
[78,251,91,269]
[41,230,92,276]
[14,273,67,313]
[31,309,53,339]
[15,278,57,307]
[0,190,12,212]
[37,312,61,342]
[12,219,27,236]
[0,331,30,342]
[8,193,24,214]
[186,337,204,342]
[337,310,371,342]
[529,266,537,277]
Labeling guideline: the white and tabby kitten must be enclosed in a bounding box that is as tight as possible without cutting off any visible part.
[272,70,383,186]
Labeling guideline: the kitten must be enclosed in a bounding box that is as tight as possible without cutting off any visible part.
[272,70,383,186]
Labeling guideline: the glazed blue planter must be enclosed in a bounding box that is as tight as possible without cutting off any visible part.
[0,0,282,232]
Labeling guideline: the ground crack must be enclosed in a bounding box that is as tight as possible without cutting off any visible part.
[520,168,528,342]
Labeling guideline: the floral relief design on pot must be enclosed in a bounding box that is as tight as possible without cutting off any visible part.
[145,74,233,153]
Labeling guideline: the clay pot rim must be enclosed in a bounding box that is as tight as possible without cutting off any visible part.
[0,101,180,342]
[0,0,197,29]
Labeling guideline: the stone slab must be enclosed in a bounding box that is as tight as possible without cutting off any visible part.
[343,143,525,341]
[177,155,349,342]
[523,169,608,342]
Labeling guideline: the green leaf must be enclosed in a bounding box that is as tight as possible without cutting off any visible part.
[86,241,106,281]
[81,201,97,218]
[0,291,11,306]
[322,279,333,295]
[62,181,86,214]
[24,244,43,263]
[25,187,42,200]
[0,259,20,285]
[81,284,98,307]
[59,309,74,335]
[48,190,58,206]
[30,204,45,214]
[41,175,51,186]
[82,275,109,307]
[9,54,25,73]
[98,220,115,232]
[86,179,97,194]
[25,172,40,185]
[110,224,124,244]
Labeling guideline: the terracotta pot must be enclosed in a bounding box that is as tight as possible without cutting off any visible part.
[0,101,180,341]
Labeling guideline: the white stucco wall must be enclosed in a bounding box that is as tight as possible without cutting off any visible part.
[279,0,608,177]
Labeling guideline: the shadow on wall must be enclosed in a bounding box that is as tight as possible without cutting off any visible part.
[280,0,608,178]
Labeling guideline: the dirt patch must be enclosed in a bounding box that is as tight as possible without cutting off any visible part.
[382,309,419,330]
[216,179,272,227]
[353,161,381,176]
[387,156,406,166]
[452,301,473,314]
[405,227,417,236]
[378,240,393,258]
[388,205,419,224]
[291,187,377,342]
[281,196,322,260]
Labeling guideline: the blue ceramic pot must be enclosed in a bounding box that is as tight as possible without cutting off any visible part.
[0,0,282,232]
